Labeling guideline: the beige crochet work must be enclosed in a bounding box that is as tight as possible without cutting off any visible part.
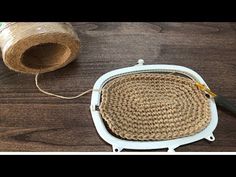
[100,73,211,141]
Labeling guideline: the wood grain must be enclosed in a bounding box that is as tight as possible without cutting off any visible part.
[0,22,235,152]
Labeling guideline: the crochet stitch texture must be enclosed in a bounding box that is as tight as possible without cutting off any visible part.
[100,73,211,141]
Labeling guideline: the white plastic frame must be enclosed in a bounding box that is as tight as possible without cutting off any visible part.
[90,59,218,152]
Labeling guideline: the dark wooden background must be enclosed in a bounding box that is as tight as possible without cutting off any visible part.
[0,22,235,152]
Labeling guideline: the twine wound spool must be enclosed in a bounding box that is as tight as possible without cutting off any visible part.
[0,22,80,74]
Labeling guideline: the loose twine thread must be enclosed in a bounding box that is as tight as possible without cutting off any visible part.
[35,73,101,99]
[34,72,177,100]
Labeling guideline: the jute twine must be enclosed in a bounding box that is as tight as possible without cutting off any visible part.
[100,73,211,141]
[0,22,93,102]
[0,22,80,74]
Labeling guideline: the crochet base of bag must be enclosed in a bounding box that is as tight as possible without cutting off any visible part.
[100,73,211,141]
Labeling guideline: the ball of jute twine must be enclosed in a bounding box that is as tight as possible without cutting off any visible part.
[0,22,95,100]
[0,22,80,74]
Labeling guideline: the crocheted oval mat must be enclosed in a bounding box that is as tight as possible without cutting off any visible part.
[100,73,211,141]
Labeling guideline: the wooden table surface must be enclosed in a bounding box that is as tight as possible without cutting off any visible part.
[0,22,235,152]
